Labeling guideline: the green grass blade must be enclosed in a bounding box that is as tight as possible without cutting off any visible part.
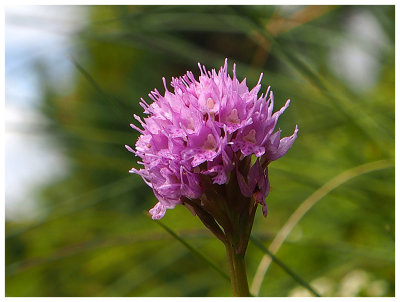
[6,176,137,239]
[6,229,212,277]
[100,244,188,296]
[70,56,126,120]
[251,159,394,296]
[150,215,230,282]
[250,235,321,297]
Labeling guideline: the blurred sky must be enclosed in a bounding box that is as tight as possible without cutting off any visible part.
[5,6,88,220]
[4,5,387,221]
[328,8,388,91]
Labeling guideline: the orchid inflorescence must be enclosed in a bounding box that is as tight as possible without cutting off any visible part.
[127,59,297,296]
[127,59,297,223]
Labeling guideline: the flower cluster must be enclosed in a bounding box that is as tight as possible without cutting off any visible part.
[127,59,298,220]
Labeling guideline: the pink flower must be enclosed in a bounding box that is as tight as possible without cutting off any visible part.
[127,59,298,220]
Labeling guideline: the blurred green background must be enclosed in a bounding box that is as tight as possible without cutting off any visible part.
[5,5,394,297]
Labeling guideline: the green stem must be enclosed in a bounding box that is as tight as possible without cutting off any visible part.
[225,242,250,297]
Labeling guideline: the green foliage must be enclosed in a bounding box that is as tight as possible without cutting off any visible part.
[6,5,394,297]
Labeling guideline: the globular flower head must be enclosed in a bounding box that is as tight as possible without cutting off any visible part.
[127,59,298,222]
